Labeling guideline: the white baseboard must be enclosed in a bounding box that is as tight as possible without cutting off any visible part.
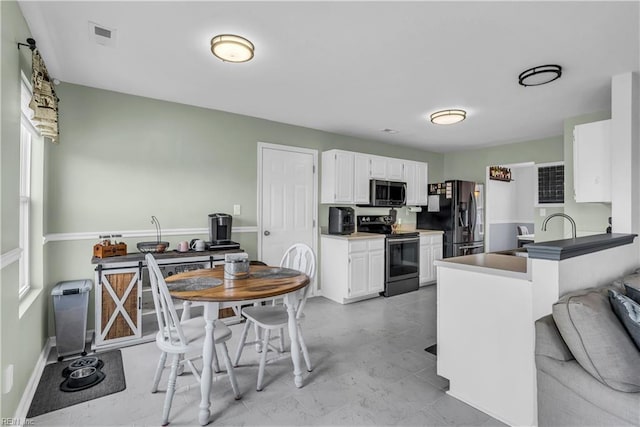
[14,337,53,423]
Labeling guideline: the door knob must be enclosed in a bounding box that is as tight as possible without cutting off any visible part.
[264,230,270,236]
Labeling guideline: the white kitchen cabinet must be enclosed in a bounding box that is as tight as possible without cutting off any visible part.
[573,119,611,203]
[353,154,371,204]
[94,266,142,349]
[419,233,443,285]
[369,155,405,181]
[405,161,429,206]
[321,235,385,304]
[93,253,222,350]
[321,150,354,203]
[369,156,387,179]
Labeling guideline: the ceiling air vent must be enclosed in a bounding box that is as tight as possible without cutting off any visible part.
[89,22,117,47]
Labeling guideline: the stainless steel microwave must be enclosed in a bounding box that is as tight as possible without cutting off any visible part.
[366,179,407,207]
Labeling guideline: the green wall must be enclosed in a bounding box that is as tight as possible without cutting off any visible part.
[0,0,48,418]
[443,136,566,240]
[44,82,444,336]
[442,136,564,183]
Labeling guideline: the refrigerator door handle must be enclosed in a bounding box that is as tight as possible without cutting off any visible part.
[458,243,484,250]
[469,192,476,234]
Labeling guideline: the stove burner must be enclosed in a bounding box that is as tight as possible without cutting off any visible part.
[60,356,106,392]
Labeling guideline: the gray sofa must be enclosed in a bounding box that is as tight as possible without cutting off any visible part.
[535,280,640,427]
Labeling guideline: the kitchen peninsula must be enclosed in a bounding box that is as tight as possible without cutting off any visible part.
[435,233,638,426]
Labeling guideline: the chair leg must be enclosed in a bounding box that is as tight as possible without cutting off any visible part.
[233,319,251,367]
[254,320,262,352]
[297,324,312,372]
[219,342,241,400]
[278,327,285,353]
[212,342,221,373]
[151,351,167,393]
[161,354,181,426]
[256,329,271,391]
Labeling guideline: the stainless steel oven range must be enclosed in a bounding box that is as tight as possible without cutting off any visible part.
[357,215,420,297]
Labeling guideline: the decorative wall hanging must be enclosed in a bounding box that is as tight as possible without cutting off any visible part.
[489,166,512,182]
[18,38,60,143]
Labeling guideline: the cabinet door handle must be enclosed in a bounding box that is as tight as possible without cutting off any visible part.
[264,230,270,236]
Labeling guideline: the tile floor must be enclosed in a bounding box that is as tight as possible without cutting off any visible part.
[31,286,505,426]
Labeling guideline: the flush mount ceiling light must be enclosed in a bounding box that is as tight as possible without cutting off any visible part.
[518,64,562,87]
[210,34,254,63]
[430,109,466,125]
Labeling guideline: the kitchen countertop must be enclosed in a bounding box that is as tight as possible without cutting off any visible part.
[525,233,637,260]
[91,248,244,264]
[415,229,444,235]
[321,228,442,240]
[435,253,528,280]
[321,232,385,240]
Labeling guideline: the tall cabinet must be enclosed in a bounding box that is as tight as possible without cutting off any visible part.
[573,119,612,203]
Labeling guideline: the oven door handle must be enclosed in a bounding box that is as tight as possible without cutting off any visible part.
[387,237,420,243]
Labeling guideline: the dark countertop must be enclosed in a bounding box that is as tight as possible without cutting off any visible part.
[525,233,637,260]
[92,248,244,265]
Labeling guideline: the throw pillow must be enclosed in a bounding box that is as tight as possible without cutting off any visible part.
[609,289,640,351]
[622,273,640,304]
[552,288,640,392]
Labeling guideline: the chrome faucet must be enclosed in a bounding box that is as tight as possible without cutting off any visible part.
[541,213,577,239]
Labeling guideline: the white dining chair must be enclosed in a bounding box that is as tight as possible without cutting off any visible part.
[146,254,240,426]
[232,243,315,391]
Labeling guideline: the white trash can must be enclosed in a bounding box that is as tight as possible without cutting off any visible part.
[52,279,93,361]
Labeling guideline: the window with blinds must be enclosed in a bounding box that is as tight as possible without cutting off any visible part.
[536,163,565,206]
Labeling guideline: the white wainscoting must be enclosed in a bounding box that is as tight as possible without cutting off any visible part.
[0,248,22,270]
[43,226,258,243]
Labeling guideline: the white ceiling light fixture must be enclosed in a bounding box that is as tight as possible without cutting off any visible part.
[518,64,562,87]
[430,109,466,125]
[210,34,254,63]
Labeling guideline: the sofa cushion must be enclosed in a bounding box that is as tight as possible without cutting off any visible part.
[609,289,640,351]
[535,315,574,361]
[622,273,640,304]
[552,288,640,392]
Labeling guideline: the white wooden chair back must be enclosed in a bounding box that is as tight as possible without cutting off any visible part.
[146,253,187,349]
[279,243,315,319]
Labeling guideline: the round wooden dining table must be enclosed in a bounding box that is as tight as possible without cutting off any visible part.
[165,264,310,426]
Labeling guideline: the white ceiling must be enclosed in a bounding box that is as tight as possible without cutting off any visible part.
[18,1,640,153]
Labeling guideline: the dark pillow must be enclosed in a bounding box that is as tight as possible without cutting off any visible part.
[622,273,640,304]
[552,288,640,392]
[609,289,640,351]
[625,284,640,304]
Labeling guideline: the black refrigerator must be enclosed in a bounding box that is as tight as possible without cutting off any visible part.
[417,180,484,258]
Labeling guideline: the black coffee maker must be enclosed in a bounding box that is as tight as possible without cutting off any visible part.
[207,213,240,249]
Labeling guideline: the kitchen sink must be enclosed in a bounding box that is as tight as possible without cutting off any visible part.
[493,248,529,258]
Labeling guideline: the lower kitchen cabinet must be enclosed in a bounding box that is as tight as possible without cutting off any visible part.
[321,235,385,304]
[95,266,142,349]
[419,232,443,285]
[92,252,232,350]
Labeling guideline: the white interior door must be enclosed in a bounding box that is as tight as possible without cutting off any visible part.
[258,143,317,285]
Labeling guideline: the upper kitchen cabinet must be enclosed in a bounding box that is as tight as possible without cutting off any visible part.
[573,119,611,203]
[369,155,405,181]
[321,150,354,203]
[353,154,370,204]
[321,149,428,205]
[405,161,429,206]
